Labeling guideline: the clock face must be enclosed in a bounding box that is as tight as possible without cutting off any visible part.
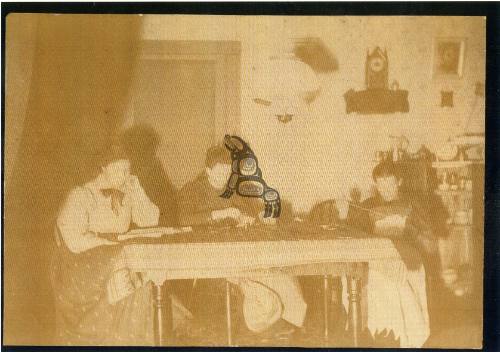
[369,57,385,72]
[366,48,389,89]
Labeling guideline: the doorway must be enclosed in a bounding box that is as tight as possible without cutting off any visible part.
[132,40,241,189]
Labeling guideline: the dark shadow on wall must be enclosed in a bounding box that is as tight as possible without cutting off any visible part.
[120,123,180,227]
[4,14,143,345]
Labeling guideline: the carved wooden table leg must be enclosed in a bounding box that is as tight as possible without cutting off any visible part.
[347,275,361,347]
[226,280,233,346]
[323,275,330,342]
[150,272,171,346]
[329,276,343,339]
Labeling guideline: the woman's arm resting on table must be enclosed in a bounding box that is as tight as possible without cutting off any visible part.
[179,210,213,226]
[179,206,242,227]
[374,214,407,238]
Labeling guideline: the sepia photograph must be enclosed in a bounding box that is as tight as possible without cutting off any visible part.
[3,9,491,349]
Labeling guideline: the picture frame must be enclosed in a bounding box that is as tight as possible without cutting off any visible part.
[432,37,466,79]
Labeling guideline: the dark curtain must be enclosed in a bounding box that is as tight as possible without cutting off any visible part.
[4,14,142,344]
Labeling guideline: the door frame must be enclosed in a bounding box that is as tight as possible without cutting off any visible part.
[131,40,242,143]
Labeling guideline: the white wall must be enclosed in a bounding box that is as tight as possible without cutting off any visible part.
[141,15,485,212]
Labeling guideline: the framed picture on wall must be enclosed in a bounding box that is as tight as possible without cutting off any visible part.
[432,37,466,79]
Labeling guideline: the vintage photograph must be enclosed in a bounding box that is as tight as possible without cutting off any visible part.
[4,13,485,349]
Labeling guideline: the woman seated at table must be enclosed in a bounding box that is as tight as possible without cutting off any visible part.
[309,161,434,347]
[51,143,190,346]
[178,145,307,340]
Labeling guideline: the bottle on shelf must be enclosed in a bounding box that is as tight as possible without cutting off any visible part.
[450,173,458,191]
[438,171,450,191]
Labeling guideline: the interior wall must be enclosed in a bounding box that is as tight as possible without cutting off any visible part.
[4,14,143,345]
[141,15,485,212]
[5,14,38,191]
[133,58,217,188]
[125,39,242,188]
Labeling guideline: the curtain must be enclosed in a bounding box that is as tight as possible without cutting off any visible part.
[4,14,142,344]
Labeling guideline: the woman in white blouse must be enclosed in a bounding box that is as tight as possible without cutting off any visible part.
[52,146,182,345]
[56,155,160,253]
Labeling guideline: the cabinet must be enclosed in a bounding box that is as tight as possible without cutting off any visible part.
[431,161,484,293]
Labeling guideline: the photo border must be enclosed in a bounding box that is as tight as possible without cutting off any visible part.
[1,3,498,352]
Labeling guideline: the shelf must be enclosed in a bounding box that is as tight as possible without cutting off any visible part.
[432,160,484,169]
[435,189,473,196]
[344,89,409,114]
[447,223,473,228]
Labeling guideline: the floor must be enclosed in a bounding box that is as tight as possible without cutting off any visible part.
[171,275,483,348]
[7,272,481,347]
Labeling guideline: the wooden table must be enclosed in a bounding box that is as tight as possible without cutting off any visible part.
[121,223,402,346]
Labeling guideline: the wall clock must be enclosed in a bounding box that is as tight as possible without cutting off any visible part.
[344,46,409,114]
[365,47,388,89]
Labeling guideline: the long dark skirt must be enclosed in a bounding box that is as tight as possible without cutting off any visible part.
[51,244,154,346]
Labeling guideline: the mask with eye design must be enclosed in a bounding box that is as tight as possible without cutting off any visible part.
[220,135,281,218]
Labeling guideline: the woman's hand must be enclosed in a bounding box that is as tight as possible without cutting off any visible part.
[335,198,350,220]
[374,214,407,238]
[122,175,140,194]
[101,238,119,246]
[211,207,242,221]
[258,210,277,226]
[107,268,135,304]
[375,214,407,228]
[96,231,120,243]
[236,214,256,229]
